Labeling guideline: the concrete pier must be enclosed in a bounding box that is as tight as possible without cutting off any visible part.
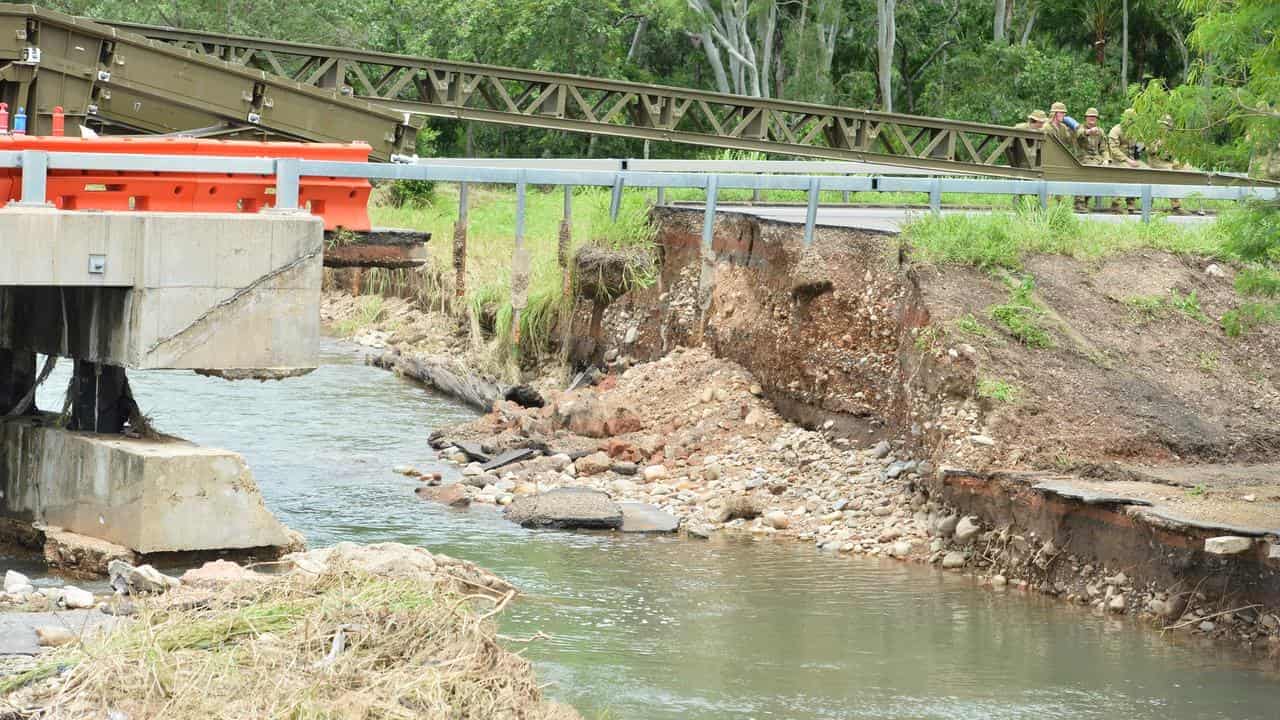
[1,208,322,556]
[0,418,291,553]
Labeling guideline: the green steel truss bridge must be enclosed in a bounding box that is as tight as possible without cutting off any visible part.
[0,4,1265,186]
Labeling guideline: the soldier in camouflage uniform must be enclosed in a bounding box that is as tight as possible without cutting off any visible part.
[1107,109,1143,213]
[1010,109,1048,170]
[1073,107,1108,211]
[1147,115,1186,214]
[1046,101,1076,154]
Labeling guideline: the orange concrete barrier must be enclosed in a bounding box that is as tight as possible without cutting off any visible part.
[0,136,372,230]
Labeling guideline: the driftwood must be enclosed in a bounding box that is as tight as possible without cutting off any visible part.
[367,350,501,411]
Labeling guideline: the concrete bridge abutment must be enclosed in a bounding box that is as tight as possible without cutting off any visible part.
[1,208,323,560]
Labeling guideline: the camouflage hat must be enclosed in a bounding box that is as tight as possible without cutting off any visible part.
[1085,107,1099,117]
[1028,109,1048,122]
[1050,101,1067,113]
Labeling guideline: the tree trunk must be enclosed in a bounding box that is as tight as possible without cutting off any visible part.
[627,18,647,63]
[696,29,731,94]
[1121,0,1129,95]
[994,0,1007,43]
[1020,4,1037,45]
[876,0,896,113]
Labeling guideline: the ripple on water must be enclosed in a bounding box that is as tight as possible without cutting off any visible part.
[25,344,1280,720]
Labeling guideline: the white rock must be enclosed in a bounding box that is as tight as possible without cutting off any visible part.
[968,434,995,446]
[1108,595,1127,613]
[548,453,573,470]
[1204,263,1226,278]
[941,551,966,569]
[62,586,95,609]
[642,465,668,482]
[462,463,485,477]
[954,516,981,543]
[991,575,1007,588]
[1204,536,1253,555]
[889,541,912,558]
[764,510,790,530]
[4,570,33,595]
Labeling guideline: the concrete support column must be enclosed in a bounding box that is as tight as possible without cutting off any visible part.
[0,350,38,416]
[69,361,133,434]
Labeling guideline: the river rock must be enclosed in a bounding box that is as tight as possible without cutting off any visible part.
[941,551,966,569]
[1108,595,1127,613]
[548,453,573,470]
[503,488,624,530]
[991,575,1007,588]
[934,515,959,538]
[575,452,613,476]
[709,495,762,523]
[619,503,680,533]
[4,570,33,595]
[642,464,668,482]
[393,465,421,477]
[870,440,891,459]
[954,517,980,544]
[462,462,485,477]
[415,483,471,508]
[62,586,95,609]
[1204,536,1252,555]
[890,541,912,558]
[180,560,265,589]
[108,561,178,596]
[612,461,639,476]
[764,510,790,530]
[35,626,76,647]
[685,523,713,539]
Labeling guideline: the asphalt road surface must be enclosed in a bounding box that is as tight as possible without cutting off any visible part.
[675,203,1214,233]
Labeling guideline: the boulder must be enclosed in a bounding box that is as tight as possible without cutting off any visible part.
[889,541,913,558]
[503,488,624,530]
[934,515,959,538]
[642,464,668,482]
[4,570,33,595]
[180,560,266,589]
[415,483,472,508]
[61,586,95,609]
[574,451,613,476]
[941,551,966,569]
[709,495,762,523]
[1204,536,1253,556]
[43,528,137,577]
[108,561,179,596]
[763,510,790,530]
[954,517,981,544]
[618,503,680,533]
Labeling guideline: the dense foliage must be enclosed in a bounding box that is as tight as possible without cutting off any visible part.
[48,0,1277,174]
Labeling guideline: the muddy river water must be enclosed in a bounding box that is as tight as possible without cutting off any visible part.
[23,342,1280,719]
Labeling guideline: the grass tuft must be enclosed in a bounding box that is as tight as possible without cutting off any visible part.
[990,277,1054,348]
[977,378,1019,403]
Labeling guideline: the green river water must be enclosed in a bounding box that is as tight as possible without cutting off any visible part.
[16,342,1280,719]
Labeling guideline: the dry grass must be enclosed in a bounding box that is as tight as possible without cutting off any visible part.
[2,561,577,720]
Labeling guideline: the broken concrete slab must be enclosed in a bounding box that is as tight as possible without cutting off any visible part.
[0,611,117,655]
[503,488,623,530]
[1032,479,1155,506]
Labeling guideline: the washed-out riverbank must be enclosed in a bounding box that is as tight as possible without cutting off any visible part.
[326,202,1280,661]
[5,341,1280,718]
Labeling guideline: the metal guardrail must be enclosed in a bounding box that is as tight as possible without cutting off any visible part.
[411,157,943,176]
[2,150,1276,248]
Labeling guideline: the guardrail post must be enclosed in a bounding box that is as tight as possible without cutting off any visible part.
[558,185,574,356]
[702,175,719,251]
[656,185,665,206]
[928,178,942,215]
[453,183,469,307]
[610,175,624,221]
[1140,185,1153,223]
[511,174,529,348]
[842,174,851,204]
[274,158,300,211]
[752,174,762,204]
[16,150,50,207]
[804,177,820,247]
[1037,180,1048,210]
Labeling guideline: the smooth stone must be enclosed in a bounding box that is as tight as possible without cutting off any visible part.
[643,465,669,482]
[764,510,790,530]
[1204,536,1252,555]
[1108,595,1127,613]
[619,503,680,533]
[4,570,31,595]
[954,517,980,543]
[62,586,95,609]
[941,551,966,569]
[870,441,891,459]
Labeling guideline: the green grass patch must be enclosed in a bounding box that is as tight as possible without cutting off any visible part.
[990,277,1054,348]
[904,201,1222,271]
[1197,351,1220,374]
[332,295,386,336]
[977,378,1019,403]
[1221,301,1280,337]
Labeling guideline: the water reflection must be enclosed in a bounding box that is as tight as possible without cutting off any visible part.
[17,343,1278,719]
